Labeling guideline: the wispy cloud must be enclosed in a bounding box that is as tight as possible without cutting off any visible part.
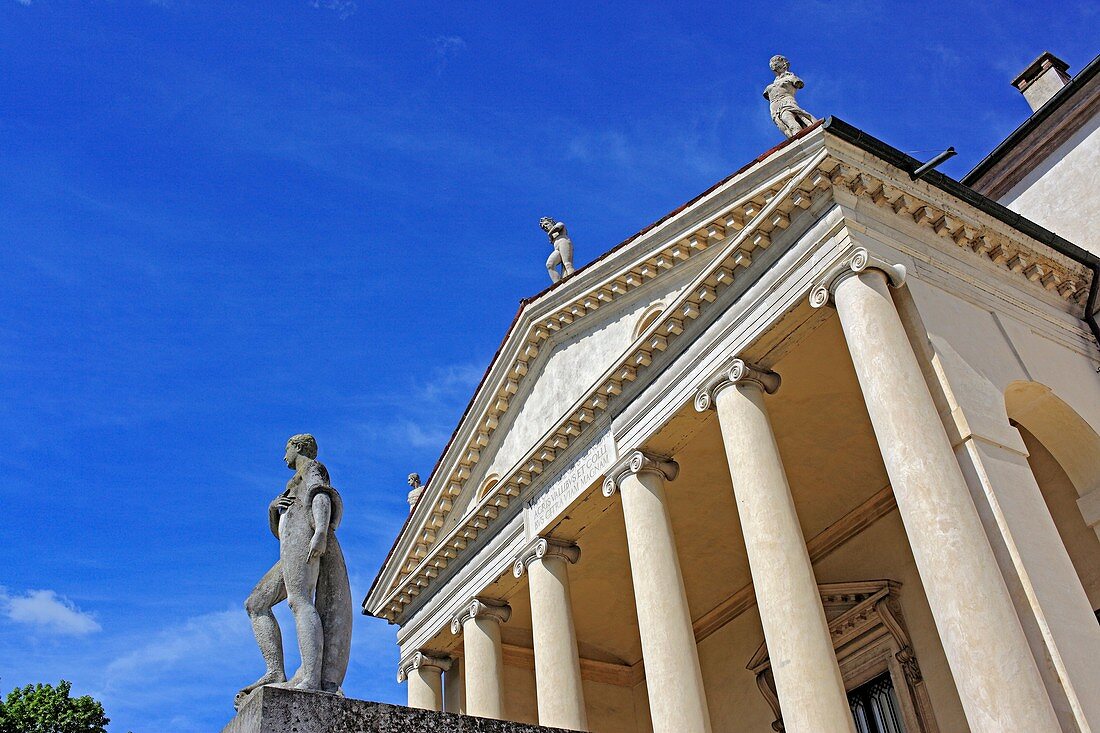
[1,588,101,636]
[14,0,32,6]
[432,35,467,73]
[310,0,357,19]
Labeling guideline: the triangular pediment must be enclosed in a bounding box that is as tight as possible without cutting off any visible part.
[365,119,1094,623]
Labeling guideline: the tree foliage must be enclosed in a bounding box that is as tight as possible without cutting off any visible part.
[0,681,109,733]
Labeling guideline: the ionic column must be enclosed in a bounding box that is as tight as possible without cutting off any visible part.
[810,248,1060,733]
[397,650,452,711]
[695,360,856,733]
[604,452,712,733]
[451,597,511,720]
[514,537,588,731]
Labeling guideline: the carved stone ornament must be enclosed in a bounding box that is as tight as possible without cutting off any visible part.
[748,580,939,733]
[396,650,453,683]
[450,597,512,635]
[513,537,581,578]
[808,247,907,309]
[602,450,679,498]
[764,55,816,138]
[694,358,781,412]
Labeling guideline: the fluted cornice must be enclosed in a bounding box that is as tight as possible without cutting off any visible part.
[602,450,679,497]
[396,650,453,682]
[513,536,581,578]
[808,247,906,309]
[450,597,512,635]
[694,358,781,412]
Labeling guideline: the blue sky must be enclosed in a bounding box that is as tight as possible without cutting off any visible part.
[1,1,1096,731]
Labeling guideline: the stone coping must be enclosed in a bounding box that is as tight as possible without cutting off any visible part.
[223,686,580,733]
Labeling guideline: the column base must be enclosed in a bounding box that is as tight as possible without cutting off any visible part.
[224,686,580,733]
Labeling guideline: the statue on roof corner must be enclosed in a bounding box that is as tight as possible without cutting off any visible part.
[235,434,353,710]
[764,55,815,138]
[540,217,575,283]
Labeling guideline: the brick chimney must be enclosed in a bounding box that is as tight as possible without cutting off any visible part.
[1012,51,1072,112]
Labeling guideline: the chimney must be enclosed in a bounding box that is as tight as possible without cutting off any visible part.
[1012,51,1072,112]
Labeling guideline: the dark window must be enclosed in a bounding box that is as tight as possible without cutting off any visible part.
[848,672,906,733]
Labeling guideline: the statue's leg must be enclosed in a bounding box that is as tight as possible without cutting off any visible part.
[239,562,288,697]
[546,251,562,283]
[317,533,353,693]
[558,241,574,276]
[281,544,323,690]
[779,110,803,137]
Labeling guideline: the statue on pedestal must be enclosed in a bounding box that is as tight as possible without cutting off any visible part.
[764,55,815,138]
[236,434,353,708]
[540,217,575,283]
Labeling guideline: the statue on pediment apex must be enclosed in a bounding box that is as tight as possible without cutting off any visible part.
[764,55,815,138]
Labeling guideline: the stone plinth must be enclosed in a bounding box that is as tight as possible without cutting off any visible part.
[223,686,579,733]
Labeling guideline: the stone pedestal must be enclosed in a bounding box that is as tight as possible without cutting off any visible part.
[224,686,579,733]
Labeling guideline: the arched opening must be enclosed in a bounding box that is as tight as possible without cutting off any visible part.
[478,474,500,501]
[1006,381,1100,613]
[633,302,665,340]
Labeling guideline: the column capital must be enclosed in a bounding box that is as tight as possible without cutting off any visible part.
[602,450,679,497]
[450,597,512,635]
[397,650,453,682]
[694,357,780,411]
[513,536,581,578]
[809,247,906,309]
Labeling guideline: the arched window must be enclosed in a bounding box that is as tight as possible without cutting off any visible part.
[478,474,500,500]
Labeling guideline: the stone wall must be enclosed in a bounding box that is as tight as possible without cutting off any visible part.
[223,686,579,733]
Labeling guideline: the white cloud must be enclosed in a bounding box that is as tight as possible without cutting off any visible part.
[1,588,102,636]
[15,0,33,6]
[310,0,356,19]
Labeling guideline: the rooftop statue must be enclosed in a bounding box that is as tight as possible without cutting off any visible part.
[236,434,353,708]
[764,55,815,138]
[407,472,424,509]
[540,217,575,283]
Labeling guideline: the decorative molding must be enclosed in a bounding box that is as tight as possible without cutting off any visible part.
[449,597,512,635]
[747,579,940,733]
[396,650,453,682]
[601,450,680,498]
[512,537,581,578]
[694,357,781,411]
[808,246,907,309]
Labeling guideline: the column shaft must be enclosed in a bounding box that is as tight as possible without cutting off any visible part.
[407,665,444,711]
[832,269,1059,733]
[463,616,507,720]
[618,467,712,733]
[529,553,589,730]
[712,379,856,733]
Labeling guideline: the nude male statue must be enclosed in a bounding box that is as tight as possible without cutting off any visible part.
[763,55,815,138]
[237,434,353,707]
[540,217,575,283]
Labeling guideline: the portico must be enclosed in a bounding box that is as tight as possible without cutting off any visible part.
[365,119,1100,733]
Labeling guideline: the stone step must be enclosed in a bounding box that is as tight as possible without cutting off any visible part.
[223,686,580,733]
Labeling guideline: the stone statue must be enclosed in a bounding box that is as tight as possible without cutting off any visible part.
[237,434,353,708]
[764,55,815,138]
[406,472,424,509]
[540,217,575,283]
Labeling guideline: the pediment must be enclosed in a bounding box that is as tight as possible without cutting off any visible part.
[366,119,1094,623]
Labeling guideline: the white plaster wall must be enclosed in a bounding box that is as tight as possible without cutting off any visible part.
[1000,113,1100,253]
[500,663,643,731]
